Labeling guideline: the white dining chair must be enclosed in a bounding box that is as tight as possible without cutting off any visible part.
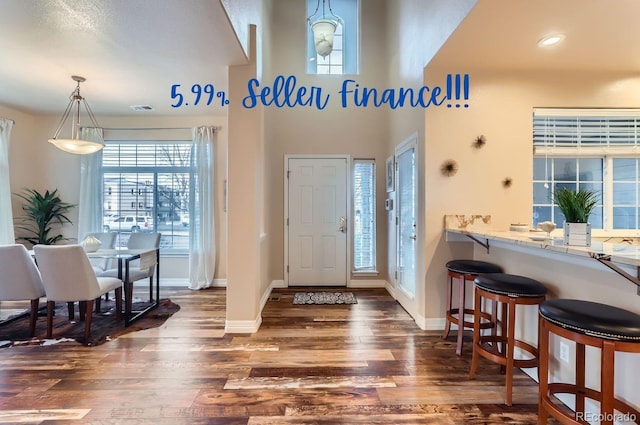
[98,232,161,286]
[0,244,46,337]
[33,244,123,340]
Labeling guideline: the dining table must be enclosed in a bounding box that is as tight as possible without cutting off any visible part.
[87,247,160,326]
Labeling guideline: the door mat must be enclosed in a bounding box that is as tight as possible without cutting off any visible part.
[292,292,357,305]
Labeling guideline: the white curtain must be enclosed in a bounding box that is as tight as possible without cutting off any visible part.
[0,118,15,245]
[189,126,216,289]
[77,127,104,242]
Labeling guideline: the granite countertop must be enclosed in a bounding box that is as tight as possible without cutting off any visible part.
[443,215,640,268]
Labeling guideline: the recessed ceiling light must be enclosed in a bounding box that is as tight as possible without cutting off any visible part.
[129,105,154,111]
[538,34,565,47]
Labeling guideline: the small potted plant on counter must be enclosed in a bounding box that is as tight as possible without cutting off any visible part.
[553,187,598,247]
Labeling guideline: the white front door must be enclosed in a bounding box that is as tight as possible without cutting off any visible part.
[395,137,417,315]
[287,157,348,286]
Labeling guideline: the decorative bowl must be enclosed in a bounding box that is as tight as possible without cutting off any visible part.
[81,235,102,253]
[537,221,556,234]
[509,223,529,232]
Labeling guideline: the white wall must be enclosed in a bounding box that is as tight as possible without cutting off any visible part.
[227,24,265,328]
[1,104,41,217]
[384,0,477,322]
[220,0,263,61]
[264,0,390,283]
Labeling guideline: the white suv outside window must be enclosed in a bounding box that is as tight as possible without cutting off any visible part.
[103,215,153,232]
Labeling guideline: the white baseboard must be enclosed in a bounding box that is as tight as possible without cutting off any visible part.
[385,281,397,298]
[422,317,446,330]
[213,278,227,287]
[271,279,286,288]
[157,278,187,287]
[157,278,227,287]
[383,282,445,331]
[225,315,263,333]
[259,281,275,312]
[225,280,285,334]
[224,279,285,334]
[255,280,288,326]
[348,279,387,288]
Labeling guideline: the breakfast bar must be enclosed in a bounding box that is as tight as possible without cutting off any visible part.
[446,226,640,295]
[444,215,640,418]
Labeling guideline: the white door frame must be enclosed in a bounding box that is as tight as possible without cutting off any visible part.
[284,154,351,287]
[394,135,418,318]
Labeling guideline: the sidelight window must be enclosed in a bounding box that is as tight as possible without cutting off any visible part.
[353,159,376,271]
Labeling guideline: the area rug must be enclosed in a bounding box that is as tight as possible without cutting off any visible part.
[0,298,180,348]
[292,291,357,305]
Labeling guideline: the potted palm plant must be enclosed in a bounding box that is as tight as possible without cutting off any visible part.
[14,188,76,246]
[553,187,598,247]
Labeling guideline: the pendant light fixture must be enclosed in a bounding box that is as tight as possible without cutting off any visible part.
[307,0,340,58]
[48,75,104,154]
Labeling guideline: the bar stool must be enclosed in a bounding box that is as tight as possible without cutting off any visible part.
[443,259,503,355]
[468,273,547,406]
[538,299,640,425]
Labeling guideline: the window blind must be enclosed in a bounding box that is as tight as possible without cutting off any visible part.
[101,141,194,251]
[353,159,376,271]
[533,109,640,147]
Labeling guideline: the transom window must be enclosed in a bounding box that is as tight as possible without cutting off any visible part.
[101,141,194,251]
[532,108,640,233]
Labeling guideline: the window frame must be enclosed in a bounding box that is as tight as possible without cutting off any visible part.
[532,108,640,236]
[352,158,377,273]
[101,140,195,253]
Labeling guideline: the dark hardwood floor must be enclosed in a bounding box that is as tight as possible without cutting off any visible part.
[0,287,549,424]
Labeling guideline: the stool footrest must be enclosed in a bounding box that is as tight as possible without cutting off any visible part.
[445,308,495,330]
[539,395,588,425]
[542,383,640,424]
[475,336,539,369]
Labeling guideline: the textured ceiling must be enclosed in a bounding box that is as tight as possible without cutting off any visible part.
[1,0,638,118]
[0,0,246,116]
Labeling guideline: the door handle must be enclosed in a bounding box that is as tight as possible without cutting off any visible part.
[409,234,417,240]
[338,216,346,233]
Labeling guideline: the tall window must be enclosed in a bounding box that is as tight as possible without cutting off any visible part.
[353,159,376,271]
[307,0,359,75]
[532,109,640,232]
[102,141,194,251]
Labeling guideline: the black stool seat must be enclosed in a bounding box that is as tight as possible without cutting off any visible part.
[474,273,547,298]
[445,259,502,275]
[538,299,640,424]
[540,299,640,342]
[469,272,547,406]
